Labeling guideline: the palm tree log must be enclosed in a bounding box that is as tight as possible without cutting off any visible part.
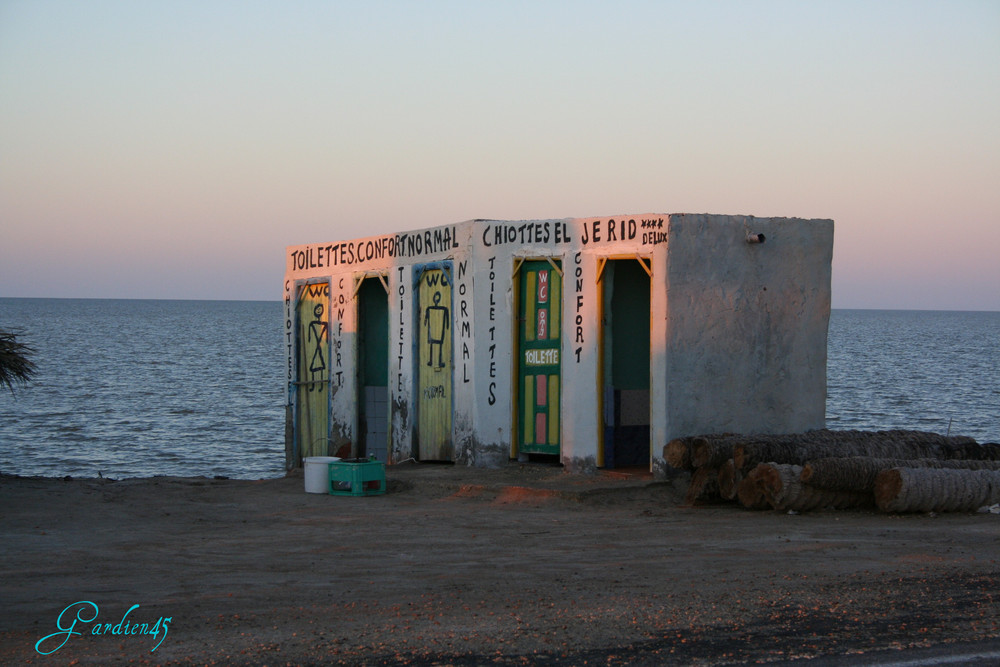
[664,438,693,470]
[733,430,986,471]
[736,465,772,510]
[803,457,1000,493]
[684,467,721,505]
[717,459,742,500]
[754,463,871,512]
[690,436,739,469]
[874,468,1000,513]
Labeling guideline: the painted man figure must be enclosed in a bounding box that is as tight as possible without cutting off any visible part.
[424,291,449,369]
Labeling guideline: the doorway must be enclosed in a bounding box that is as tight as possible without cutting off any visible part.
[357,275,389,462]
[598,258,651,468]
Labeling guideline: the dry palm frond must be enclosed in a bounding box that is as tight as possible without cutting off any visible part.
[0,329,37,393]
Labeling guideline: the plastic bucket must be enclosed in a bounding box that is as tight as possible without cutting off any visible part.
[304,456,341,493]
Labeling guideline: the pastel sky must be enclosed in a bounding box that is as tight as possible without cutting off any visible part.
[2,1,998,309]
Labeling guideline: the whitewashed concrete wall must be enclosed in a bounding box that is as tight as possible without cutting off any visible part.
[284,213,833,477]
[658,214,834,474]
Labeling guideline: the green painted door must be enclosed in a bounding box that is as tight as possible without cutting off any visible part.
[296,283,330,460]
[415,266,453,460]
[518,260,561,455]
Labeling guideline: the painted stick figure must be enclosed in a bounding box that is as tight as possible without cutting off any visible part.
[308,303,328,386]
[424,291,449,369]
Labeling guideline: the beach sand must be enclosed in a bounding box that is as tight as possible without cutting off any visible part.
[2,463,998,665]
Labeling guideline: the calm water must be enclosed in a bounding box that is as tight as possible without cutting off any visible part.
[0,299,286,479]
[1,299,997,479]
[826,309,998,443]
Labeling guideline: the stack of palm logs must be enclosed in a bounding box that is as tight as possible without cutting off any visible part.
[664,430,1000,513]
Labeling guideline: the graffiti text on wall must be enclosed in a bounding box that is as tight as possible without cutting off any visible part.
[481,222,572,247]
[458,261,472,384]
[573,253,584,363]
[581,219,638,245]
[487,256,498,405]
[396,267,406,393]
[290,227,460,272]
[288,282,332,385]
[284,281,294,382]
[641,218,667,246]
[422,275,450,368]
[306,302,329,388]
[332,279,346,386]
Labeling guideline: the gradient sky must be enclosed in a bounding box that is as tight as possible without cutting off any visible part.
[2,1,998,309]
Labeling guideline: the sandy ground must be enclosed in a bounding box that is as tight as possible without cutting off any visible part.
[2,463,999,666]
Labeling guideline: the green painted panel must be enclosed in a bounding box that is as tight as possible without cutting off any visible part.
[518,261,561,455]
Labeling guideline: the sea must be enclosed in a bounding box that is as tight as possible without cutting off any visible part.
[1,299,997,479]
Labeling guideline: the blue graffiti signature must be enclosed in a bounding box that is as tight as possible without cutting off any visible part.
[35,601,171,655]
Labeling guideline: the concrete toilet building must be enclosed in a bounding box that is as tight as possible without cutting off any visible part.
[283,213,834,477]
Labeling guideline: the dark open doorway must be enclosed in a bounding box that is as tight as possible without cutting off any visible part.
[599,258,651,468]
[357,275,389,462]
